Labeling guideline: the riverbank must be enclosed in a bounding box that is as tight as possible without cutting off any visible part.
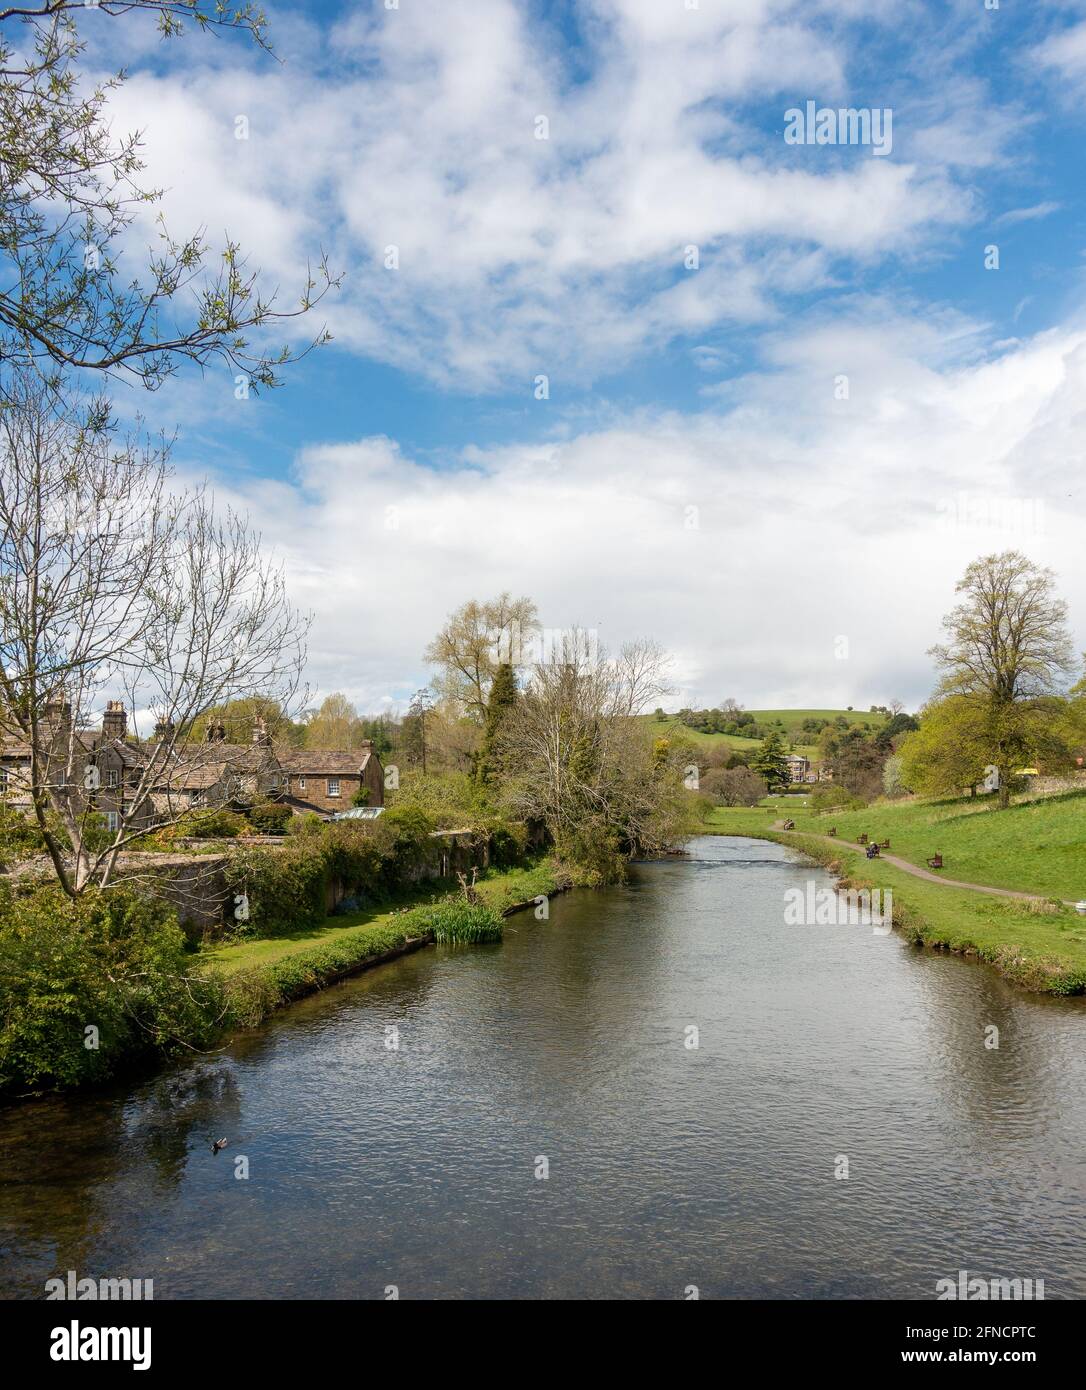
[705,813,1086,994]
[715,789,1086,901]
[212,858,577,1028]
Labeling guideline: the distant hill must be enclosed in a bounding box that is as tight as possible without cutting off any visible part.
[638,708,890,760]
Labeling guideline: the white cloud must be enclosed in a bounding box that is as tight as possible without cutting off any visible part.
[1032,20,1086,96]
[183,317,1086,714]
[96,0,980,391]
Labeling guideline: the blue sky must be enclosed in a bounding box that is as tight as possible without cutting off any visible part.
[86,0,1086,712]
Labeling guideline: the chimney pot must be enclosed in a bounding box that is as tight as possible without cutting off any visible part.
[102,701,127,740]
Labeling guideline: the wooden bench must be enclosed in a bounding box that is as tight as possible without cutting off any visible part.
[827,827,837,838]
[926,853,943,870]
[879,839,890,850]
[857,832,868,845]
[782,819,795,830]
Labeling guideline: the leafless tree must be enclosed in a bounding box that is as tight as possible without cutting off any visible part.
[0,371,309,893]
[496,630,687,871]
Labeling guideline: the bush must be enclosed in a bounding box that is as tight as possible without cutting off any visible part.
[153,807,244,843]
[485,818,529,869]
[247,800,293,834]
[0,882,222,1093]
[810,785,866,813]
[286,811,325,837]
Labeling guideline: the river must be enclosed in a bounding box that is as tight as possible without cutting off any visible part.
[2,834,1085,1299]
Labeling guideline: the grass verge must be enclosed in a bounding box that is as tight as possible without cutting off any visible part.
[210,857,574,1028]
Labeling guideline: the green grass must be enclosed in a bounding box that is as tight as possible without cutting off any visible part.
[205,857,571,979]
[640,708,887,762]
[764,791,1086,903]
[702,809,1086,994]
[642,717,819,760]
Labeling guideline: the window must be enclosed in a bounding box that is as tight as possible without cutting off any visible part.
[105,812,119,832]
[0,767,7,794]
[106,769,119,788]
[298,777,306,791]
[327,778,340,797]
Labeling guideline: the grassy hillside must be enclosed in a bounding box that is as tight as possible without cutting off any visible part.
[748,708,887,734]
[641,708,888,762]
[705,789,1086,904]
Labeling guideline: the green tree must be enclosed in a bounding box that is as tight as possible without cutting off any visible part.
[304,693,362,749]
[424,592,539,721]
[896,697,991,799]
[474,662,517,787]
[930,551,1076,808]
[752,730,789,792]
[0,2,335,390]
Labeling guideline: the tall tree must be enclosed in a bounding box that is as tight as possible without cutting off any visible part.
[929,552,1076,808]
[305,693,362,750]
[496,631,683,875]
[402,689,433,775]
[474,661,517,787]
[0,2,335,390]
[752,730,789,792]
[424,592,539,721]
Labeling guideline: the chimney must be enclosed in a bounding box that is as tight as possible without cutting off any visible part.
[154,718,175,740]
[252,716,271,746]
[43,696,72,742]
[358,739,374,752]
[102,700,127,741]
[205,721,226,743]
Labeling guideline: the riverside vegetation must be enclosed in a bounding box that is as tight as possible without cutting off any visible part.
[0,802,579,1095]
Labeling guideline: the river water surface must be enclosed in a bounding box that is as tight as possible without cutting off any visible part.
[2,835,1085,1299]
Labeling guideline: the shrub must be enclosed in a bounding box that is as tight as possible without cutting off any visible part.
[810,785,865,813]
[485,818,529,869]
[286,811,325,837]
[153,808,244,843]
[0,882,222,1093]
[247,800,293,834]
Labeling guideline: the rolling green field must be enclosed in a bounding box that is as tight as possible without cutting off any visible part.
[641,707,887,762]
[739,791,1086,903]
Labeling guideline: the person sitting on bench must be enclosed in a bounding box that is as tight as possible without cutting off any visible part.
[782,819,795,830]
[865,841,880,858]
[827,826,837,837]
[927,852,943,869]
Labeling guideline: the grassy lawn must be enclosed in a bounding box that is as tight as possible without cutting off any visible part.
[772,792,1086,903]
[702,816,1086,994]
[204,859,568,977]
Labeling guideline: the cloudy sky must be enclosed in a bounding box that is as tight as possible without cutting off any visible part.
[88,0,1086,713]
